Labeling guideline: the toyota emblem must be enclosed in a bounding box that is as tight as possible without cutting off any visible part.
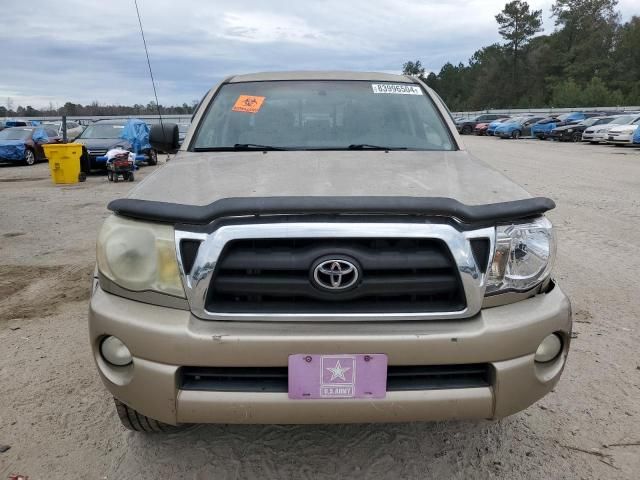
[312,258,360,291]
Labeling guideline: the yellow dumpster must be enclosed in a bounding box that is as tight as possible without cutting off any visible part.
[43,143,84,184]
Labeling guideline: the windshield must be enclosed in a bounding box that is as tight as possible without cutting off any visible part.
[192,81,455,151]
[79,124,124,139]
[579,118,599,127]
[594,117,614,125]
[610,115,636,125]
[0,128,31,140]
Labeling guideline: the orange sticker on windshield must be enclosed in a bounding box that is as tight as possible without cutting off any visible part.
[232,95,266,113]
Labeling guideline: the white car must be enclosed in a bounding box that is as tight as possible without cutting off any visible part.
[582,114,640,143]
[606,122,639,145]
[42,121,85,140]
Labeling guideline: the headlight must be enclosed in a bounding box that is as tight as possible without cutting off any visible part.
[486,217,556,295]
[567,129,573,133]
[97,215,185,297]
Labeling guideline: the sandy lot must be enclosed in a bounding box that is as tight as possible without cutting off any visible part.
[1,138,639,479]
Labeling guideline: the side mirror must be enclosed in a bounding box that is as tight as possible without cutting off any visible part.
[150,123,179,153]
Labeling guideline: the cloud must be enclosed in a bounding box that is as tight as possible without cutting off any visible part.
[0,0,637,109]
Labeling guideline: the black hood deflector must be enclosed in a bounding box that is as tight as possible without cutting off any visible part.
[108,196,555,226]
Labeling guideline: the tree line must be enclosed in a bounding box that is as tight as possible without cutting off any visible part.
[1,100,197,118]
[404,0,640,111]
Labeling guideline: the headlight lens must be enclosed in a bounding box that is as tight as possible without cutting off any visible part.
[97,215,185,297]
[486,217,556,294]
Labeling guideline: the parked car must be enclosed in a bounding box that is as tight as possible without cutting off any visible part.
[531,112,602,140]
[633,124,640,146]
[42,121,84,140]
[473,122,490,135]
[90,71,571,431]
[486,117,512,136]
[582,114,640,143]
[74,119,157,169]
[455,114,507,134]
[0,126,61,165]
[495,116,546,139]
[606,119,640,145]
[549,117,609,142]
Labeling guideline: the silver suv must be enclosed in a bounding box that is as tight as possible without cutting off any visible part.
[89,71,571,431]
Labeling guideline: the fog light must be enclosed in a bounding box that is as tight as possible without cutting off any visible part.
[535,333,562,363]
[100,336,133,366]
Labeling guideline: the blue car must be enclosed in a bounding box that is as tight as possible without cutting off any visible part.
[633,124,640,145]
[486,118,511,136]
[494,116,545,139]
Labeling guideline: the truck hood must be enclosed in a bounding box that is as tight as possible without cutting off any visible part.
[128,150,530,206]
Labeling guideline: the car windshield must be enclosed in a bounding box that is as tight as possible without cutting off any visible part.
[579,118,600,127]
[79,124,125,139]
[192,80,455,151]
[0,128,31,140]
[594,117,615,125]
[556,113,572,121]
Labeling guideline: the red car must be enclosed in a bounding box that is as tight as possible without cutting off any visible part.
[474,122,490,135]
[0,126,62,166]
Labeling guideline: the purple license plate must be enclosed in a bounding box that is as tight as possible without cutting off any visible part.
[288,354,388,399]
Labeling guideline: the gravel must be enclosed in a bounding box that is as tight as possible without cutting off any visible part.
[1,139,639,479]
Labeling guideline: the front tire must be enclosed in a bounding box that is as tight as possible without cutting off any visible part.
[511,130,521,139]
[462,125,472,135]
[24,149,36,166]
[113,398,177,432]
[572,132,582,142]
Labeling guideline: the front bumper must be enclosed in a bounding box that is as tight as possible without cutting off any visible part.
[89,282,572,425]
[549,131,570,141]
[607,133,634,144]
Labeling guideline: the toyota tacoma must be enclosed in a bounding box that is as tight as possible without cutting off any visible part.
[89,71,571,431]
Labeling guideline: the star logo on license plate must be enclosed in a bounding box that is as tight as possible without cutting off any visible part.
[326,360,351,382]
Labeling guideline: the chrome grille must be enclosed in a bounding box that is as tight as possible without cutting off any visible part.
[176,222,495,322]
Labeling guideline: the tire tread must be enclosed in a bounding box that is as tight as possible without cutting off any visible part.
[113,398,177,433]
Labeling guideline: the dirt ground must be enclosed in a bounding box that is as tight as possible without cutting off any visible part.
[1,138,639,479]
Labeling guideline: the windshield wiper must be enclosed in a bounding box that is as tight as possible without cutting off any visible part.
[347,144,408,151]
[193,144,287,152]
[233,143,287,151]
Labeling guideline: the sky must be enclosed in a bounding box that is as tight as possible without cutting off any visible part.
[1,0,637,109]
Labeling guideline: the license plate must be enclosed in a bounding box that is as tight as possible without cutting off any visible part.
[288,354,387,399]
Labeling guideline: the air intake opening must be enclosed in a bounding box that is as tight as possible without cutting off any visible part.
[469,238,490,273]
[180,239,201,274]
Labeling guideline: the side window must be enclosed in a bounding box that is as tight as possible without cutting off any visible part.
[46,128,58,137]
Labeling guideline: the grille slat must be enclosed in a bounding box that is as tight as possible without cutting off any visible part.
[213,272,459,298]
[207,238,466,314]
[179,364,491,393]
[218,246,452,271]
